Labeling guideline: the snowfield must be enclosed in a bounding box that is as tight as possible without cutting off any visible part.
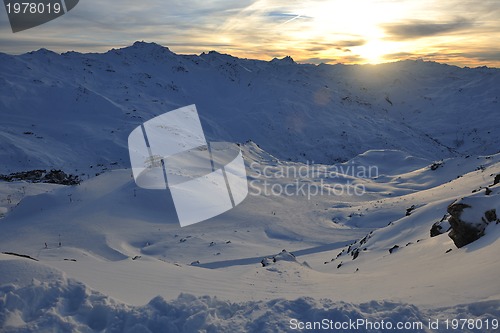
[0,43,499,332]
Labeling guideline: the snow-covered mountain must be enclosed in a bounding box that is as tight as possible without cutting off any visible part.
[1,41,499,175]
[1,42,499,332]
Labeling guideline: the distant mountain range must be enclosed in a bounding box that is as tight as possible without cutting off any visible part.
[1,41,499,177]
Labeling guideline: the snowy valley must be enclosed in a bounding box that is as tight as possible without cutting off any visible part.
[0,42,499,332]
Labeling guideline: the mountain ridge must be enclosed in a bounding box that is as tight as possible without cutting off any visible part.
[1,42,499,177]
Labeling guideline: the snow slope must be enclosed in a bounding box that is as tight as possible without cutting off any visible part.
[0,147,499,332]
[1,43,500,332]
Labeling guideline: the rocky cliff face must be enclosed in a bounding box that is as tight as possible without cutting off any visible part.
[447,185,499,248]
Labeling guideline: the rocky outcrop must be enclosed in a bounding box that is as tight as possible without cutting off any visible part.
[430,214,451,237]
[388,245,399,254]
[445,173,500,247]
[448,203,476,247]
[447,200,499,248]
[493,174,500,186]
[0,169,79,185]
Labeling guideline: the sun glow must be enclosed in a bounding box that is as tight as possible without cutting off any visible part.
[1,0,498,67]
[272,0,416,63]
[355,40,387,63]
[211,0,499,67]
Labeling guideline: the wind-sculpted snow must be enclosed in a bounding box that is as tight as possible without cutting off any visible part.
[1,266,498,333]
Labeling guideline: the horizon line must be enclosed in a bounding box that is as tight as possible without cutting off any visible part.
[1,41,498,70]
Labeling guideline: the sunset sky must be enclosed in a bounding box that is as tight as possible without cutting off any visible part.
[1,0,499,67]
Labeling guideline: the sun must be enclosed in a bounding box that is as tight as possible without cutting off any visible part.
[291,0,411,64]
[354,39,396,64]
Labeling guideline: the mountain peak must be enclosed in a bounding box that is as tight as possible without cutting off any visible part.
[200,50,238,62]
[270,55,295,65]
[26,48,59,56]
[118,41,173,55]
